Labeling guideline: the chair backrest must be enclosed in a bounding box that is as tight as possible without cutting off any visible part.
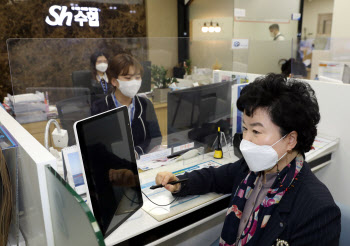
[336,202,350,246]
[72,70,93,89]
[56,95,91,145]
[139,61,151,93]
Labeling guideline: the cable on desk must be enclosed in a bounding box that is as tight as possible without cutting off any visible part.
[121,188,178,206]
[122,187,142,205]
[141,191,179,206]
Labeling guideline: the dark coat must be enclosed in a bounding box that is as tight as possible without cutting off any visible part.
[90,79,113,104]
[91,94,162,155]
[175,158,341,246]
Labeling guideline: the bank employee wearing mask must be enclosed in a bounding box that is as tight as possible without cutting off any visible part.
[91,53,162,156]
[90,51,112,98]
[156,74,341,246]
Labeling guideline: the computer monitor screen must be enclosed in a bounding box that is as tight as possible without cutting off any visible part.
[74,107,143,237]
[167,82,233,152]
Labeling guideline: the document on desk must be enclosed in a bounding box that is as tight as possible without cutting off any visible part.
[141,160,224,221]
[305,135,339,162]
[137,148,172,171]
[310,136,332,151]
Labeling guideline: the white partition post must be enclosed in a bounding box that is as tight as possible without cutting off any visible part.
[0,107,56,245]
[306,80,350,206]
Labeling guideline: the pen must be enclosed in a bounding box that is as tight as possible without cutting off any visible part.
[150,178,189,190]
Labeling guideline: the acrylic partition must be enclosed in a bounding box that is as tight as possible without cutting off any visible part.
[292,38,350,84]
[5,37,293,244]
[4,37,232,244]
[5,37,237,160]
[6,37,298,168]
[234,0,300,24]
[45,165,104,246]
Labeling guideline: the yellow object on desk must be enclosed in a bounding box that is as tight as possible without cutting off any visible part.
[214,127,223,159]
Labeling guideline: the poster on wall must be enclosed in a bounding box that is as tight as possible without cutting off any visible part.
[231,83,248,135]
[232,39,249,50]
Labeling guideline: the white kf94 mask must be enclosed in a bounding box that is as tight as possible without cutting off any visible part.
[117,79,142,98]
[96,63,108,73]
[239,135,288,172]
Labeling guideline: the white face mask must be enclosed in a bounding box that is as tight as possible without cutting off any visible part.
[96,63,108,73]
[117,79,142,98]
[239,135,288,172]
[270,32,275,38]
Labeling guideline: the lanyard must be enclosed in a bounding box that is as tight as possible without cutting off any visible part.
[97,74,108,94]
[112,93,135,125]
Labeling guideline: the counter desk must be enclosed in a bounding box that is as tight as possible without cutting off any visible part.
[105,135,338,246]
[105,151,237,246]
[20,102,168,148]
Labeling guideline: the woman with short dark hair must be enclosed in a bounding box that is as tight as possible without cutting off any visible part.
[91,53,161,156]
[156,73,341,245]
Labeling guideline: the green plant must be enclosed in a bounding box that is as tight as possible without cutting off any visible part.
[151,65,177,89]
[184,59,192,75]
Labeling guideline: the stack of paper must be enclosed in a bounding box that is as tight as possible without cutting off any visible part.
[7,92,47,123]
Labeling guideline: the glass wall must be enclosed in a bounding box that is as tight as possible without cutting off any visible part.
[292,38,350,84]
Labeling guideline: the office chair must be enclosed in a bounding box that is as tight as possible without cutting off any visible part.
[72,70,93,90]
[139,61,152,93]
[56,95,92,146]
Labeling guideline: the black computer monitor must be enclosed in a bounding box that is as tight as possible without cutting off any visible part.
[167,82,233,153]
[74,107,143,237]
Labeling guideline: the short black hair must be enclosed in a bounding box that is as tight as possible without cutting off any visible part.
[269,24,279,31]
[279,58,307,78]
[237,73,320,153]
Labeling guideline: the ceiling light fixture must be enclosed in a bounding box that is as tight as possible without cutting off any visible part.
[201,23,208,33]
[214,23,221,33]
[201,21,221,33]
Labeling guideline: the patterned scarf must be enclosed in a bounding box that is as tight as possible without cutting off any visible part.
[219,155,304,246]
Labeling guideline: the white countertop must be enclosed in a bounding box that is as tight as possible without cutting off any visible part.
[105,151,237,245]
[105,134,339,245]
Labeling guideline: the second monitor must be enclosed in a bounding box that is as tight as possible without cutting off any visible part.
[167,81,233,153]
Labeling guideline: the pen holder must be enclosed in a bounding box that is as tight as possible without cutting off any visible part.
[212,132,231,159]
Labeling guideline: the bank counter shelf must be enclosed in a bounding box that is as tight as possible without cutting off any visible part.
[104,133,339,246]
[0,101,339,245]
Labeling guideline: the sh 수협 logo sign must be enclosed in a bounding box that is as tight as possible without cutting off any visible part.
[45,5,100,27]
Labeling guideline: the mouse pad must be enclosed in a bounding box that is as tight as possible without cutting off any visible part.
[141,160,224,221]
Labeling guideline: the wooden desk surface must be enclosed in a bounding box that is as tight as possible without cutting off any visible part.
[153,102,167,109]
[20,101,169,148]
[21,119,60,147]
